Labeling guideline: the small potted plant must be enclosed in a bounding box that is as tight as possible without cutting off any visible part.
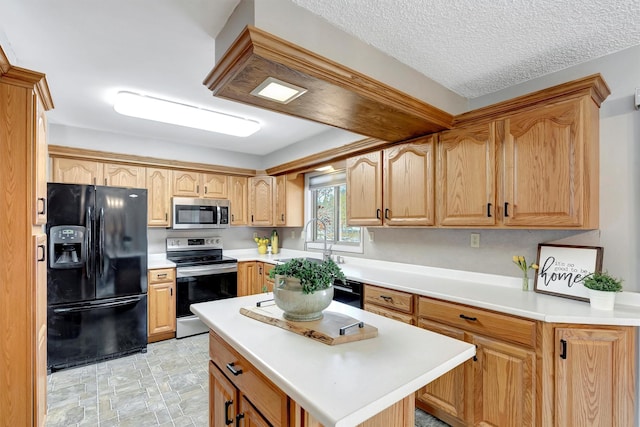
[582,271,623,310]
[269,258,345,321]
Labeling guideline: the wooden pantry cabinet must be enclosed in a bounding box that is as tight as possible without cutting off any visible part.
[1,48,53,427]
[347,135,435,227]
[147,268,176,342]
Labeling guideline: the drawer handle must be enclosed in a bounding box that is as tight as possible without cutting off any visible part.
[157,273,167,278]
[224,400,234,425]
[459,314,477,321]
[226,362,243,376]
[379,295,393,302]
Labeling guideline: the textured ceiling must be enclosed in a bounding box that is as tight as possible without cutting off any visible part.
[291,0,640,98]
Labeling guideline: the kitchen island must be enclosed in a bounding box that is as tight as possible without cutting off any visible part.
[192,295,475,427]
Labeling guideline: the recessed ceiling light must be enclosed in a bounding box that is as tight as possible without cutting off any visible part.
[113,91,260,137]
[250,77,307,104]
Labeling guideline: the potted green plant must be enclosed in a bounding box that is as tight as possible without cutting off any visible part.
[269,258,345,321]
[582,271,623,310]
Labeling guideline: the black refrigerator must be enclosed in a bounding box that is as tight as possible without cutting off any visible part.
[46,183,148,371]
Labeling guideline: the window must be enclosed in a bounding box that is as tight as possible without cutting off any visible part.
[306,170,362,253]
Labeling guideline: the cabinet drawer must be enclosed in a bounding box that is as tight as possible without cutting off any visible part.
[148,268,175,283]
[365,303,415,325]
[418,297,536,347]
[364,285,414,314]
[209,331,288,426]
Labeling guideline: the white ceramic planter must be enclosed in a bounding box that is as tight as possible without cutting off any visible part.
[587,288,617,310]
[273,275,334,321]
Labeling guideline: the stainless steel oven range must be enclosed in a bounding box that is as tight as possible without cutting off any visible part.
[166,237,237,338]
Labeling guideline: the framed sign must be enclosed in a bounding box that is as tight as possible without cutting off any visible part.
[534,244,603,301]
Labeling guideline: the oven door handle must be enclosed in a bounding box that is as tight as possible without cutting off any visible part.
[177,264,238,277]
[333,284,355,293]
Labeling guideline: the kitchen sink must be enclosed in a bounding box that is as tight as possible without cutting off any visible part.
[273,257,323,264]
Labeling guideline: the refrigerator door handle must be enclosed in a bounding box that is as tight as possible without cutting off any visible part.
[98,207,104,277]
[52,296,145,313]
[85,206,93,279]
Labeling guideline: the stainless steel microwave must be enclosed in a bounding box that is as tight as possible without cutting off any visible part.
[172,197,230,229]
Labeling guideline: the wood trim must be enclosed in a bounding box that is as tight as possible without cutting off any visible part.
[204,26,453,142]
[48,145,257,177]
[0,47,54,110]
[453,74,610,126]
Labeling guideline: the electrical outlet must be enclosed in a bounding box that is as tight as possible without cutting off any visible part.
[470,233,480,248]
[253,232,258,239]
[368,231,375,242]
[291,230,296,239]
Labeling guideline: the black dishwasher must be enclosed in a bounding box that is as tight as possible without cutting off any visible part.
[333,279,363,309]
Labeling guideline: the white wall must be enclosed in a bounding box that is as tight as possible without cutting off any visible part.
[49,124,263,170]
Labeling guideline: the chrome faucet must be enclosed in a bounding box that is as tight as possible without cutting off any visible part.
[303,218,333,261]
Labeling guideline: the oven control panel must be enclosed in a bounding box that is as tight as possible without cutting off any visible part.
[166,237,222,251]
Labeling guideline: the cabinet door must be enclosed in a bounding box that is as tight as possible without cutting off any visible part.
[52,157,103,185]
[249,176,275,226]
[173,170,201,197]
[555,327,635,427]
[472,334,535,427]
[238,262,258,297]
[33,95,48,225]
[384,136,435,226]
[104,164,146,188]
[238,395,271,427]
[229,176,248,226]
[209,361,238,427]
[254,263,274,294]
[33,234,47,427]
[146,168,172,227]
[346,151,382,226]
[262,263,275,293]
[437,122,496,226]
[275,174,304,227]
[502,99,584,227]
[203,173,228,199]
[147,281,175,337]
[416,319,466,423]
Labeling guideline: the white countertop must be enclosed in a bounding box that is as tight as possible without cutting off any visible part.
[191,295,475,427]
[147,253,176,269]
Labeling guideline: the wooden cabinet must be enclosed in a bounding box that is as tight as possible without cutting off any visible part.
[363,284,415,325]
[146,168,172,227]
[147,268,176,342]
[0,51,53,427]
[52,158,146,188]
[229,176,248,225]
[238,262,274,296]
[103,163,146,187]
[173,171,228,198]
[550,325,636,427]
[347,136,435,227]
[52,157,104,185]
[275,173,304,226]
[437,122,497,226]
[249,176,275,226]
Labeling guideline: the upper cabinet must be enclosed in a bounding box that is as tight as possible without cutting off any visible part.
[146,168,172,227]
[104,163,146,188]
[275,174,304,227]
[173,171,228,199]
[248,176,275,226]
[347,136,435,227]
[229,176,248,226]
[52,158,104,185]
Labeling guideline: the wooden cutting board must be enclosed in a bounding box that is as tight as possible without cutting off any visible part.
[240,304,378,346]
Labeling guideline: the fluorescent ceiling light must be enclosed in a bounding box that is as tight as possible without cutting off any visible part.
[250,77,307,104]
[113,91,260,137]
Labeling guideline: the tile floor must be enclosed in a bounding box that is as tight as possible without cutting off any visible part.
[45,333,448,427]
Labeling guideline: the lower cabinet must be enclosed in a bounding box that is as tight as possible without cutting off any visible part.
[415,296,636,427]
[363,284,415,325]
[238,261,274,296]
[147,268,176,342]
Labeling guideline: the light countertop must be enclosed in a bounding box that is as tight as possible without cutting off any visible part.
[191,295,475,427]
[148,253,176,270]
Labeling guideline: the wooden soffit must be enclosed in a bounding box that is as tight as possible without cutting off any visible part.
[203,26,453,142]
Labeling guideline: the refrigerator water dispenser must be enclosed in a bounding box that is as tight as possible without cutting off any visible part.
[49,225,86,269]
